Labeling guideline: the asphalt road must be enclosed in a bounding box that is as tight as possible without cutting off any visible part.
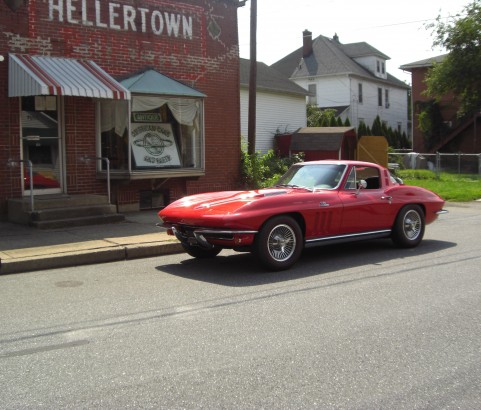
[1,202,480,409]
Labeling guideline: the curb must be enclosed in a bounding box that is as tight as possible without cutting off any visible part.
[0,242,184,275]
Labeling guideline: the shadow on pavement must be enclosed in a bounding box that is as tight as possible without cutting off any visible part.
[157,239,457,287]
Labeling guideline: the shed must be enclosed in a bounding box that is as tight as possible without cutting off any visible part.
[277,127,357,161]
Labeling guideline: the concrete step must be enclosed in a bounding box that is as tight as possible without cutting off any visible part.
[30,214,125,230]
[7,195,124,228]
[9,194,110,211]
[30,204,118,222]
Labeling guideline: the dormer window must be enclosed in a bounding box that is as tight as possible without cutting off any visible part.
[382,62,385,74]
[376,61,380,73]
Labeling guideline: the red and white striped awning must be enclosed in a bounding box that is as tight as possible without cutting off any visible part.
[8,54,130,100]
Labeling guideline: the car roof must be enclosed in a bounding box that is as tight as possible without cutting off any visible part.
[296,160,385,168]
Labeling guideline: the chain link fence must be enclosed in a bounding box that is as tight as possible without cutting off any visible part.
[388,152,481,177]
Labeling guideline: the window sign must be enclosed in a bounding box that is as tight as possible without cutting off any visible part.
[131,123,181,168]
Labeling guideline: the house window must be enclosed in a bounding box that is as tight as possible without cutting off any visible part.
[358,83,363,104]
[382,62,385,74]
[99,96,204,173]
[378,88,382,107]
[385,89,390,108]
[397,122,402,133]
[376,61,380,73]
[308,84,317,105]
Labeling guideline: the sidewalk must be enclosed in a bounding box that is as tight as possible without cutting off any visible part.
[0,210,183,275]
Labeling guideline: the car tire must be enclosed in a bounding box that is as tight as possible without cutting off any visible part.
[391,205,425,248]
[181,243,222,258]
[254,215,303,271]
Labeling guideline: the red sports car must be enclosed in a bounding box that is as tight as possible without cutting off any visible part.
[158,160,447,270]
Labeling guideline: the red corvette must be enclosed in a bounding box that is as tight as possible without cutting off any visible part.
[158,160,447,270]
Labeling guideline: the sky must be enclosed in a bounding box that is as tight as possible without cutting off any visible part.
[237,0,470,85]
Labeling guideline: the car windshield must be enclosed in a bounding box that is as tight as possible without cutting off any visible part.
[275,164,347,190]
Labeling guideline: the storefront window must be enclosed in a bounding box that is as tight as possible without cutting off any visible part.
[99,100,129,170]
[99,96,203,174]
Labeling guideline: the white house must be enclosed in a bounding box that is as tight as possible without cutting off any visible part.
[240,58,309,153]
[271,31,410,138]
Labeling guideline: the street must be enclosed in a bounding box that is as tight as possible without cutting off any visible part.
[1,202,480,409]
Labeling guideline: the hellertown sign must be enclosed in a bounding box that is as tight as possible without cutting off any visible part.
[47,0,194,39]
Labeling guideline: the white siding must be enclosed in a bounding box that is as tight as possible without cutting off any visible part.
[292,74,408,137]
[350,80,408,135]
[240,88,307,153]
[296,76,351,106]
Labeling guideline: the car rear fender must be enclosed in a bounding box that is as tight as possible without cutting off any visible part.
[392,202,426,228]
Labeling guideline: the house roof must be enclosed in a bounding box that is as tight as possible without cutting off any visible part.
[340,42,389,60]
[400,54,448,71]
[291,127,356,151]
[239,58,310,96]
[271,34,408,89]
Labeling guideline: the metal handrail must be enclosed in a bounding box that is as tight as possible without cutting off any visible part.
[7,159,34,212]
[80,156,111,204]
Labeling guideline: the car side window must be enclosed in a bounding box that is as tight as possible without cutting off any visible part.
[344,166,381,190]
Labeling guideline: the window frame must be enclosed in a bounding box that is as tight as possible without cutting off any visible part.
[96,95,206,180]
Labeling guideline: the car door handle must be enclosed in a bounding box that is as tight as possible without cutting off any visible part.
[381,196,392,200]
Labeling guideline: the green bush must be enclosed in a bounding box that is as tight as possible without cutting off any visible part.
[241,146,304,189]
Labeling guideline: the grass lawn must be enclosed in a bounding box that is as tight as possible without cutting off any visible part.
[397,170,481,202]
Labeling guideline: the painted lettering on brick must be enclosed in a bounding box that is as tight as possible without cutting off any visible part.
[48,0,193,39]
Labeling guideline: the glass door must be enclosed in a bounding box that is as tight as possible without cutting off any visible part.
[21,96,62,195]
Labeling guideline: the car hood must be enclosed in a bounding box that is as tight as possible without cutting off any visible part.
[163,188,289,214]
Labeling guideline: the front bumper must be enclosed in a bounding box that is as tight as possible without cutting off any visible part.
[168,225,258,249]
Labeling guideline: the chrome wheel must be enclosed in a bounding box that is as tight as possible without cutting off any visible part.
[254,216,303,270]
[403,209,422,240]
[268,224,297,262]
[392,205,425,248]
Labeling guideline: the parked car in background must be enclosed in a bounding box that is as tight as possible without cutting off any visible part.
[158,160,447,270]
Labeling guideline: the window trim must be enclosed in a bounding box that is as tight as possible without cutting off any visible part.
[96,95,206,180]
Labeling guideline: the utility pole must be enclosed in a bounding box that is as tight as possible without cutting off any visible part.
[247,0,257,155]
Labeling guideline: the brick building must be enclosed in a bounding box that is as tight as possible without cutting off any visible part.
[0,0,243,222]
[401,55,481,154]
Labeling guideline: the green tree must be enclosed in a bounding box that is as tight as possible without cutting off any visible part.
[306,106,338,127]
[425,0,481,116]
[371,115,383,135]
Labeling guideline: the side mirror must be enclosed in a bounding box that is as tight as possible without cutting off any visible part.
[355,180,367,195]
[358,179,367,189]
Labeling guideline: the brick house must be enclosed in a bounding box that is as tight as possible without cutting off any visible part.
[0,0,244,222]
[400,55,481,154]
